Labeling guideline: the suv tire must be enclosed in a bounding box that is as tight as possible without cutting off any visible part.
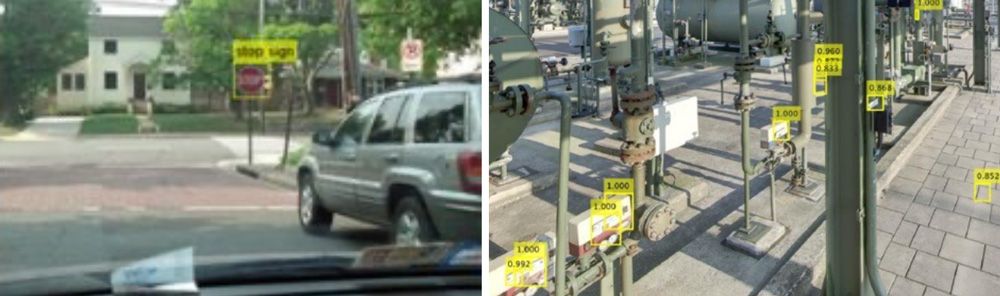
[392,196,438,244]
[298,173,333,235]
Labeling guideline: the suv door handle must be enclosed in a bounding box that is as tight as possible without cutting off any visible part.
[342,153,357,161]
[384,153,400,163]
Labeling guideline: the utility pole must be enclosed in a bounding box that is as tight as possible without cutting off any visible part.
[339,0,361,108]
[259,0,267,133]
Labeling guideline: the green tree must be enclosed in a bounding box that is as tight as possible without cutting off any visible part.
[263,22,337,114]
[0,0,91,124]
[358,0,479,78]
[161,0,259,118]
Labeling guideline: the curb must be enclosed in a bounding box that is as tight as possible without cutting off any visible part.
[235,164,297,190]
[875,86,961,193]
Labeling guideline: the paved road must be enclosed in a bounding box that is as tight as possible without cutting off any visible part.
[0,135,384,281]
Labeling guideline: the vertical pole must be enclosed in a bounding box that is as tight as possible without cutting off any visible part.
[246,95,254,165]
[259,0,266,133]
[863,0,887,293]
[519,0,531,34]
[737,0,753,234]
[824,0,865,294]
[975,0,987,85]
[790,0,815,186]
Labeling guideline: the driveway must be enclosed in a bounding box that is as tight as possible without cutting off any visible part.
[2,116,83,141]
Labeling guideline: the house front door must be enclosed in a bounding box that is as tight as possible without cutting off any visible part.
[133,73,146,100]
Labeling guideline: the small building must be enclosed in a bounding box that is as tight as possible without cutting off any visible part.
[312,57,406,109]
[53,16,188,113]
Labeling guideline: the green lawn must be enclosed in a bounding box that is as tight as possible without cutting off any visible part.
[153,113,246,133]
[79,114,138,134]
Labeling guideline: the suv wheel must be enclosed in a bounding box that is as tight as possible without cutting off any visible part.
[299,173,332,234]
[392,196,438,245]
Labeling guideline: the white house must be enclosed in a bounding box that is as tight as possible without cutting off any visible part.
[54,15,188,113]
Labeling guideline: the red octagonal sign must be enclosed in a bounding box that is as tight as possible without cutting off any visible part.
[237,66,266,93]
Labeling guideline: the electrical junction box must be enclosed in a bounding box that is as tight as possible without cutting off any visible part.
[760,122,790,149]
[487,232,555,296]
[568,195,633,257]
[652,96,700,154]
[568,25,587,48]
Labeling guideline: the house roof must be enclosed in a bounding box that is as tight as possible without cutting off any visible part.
[89,16,165,38]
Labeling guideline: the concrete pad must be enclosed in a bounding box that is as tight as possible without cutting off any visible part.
[723,219,787,259]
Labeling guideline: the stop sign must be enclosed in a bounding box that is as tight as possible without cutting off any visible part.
[237,66,265,93]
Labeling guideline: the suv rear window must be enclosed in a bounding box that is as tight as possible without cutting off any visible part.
[367,95,409,144]
[413,91,467,143]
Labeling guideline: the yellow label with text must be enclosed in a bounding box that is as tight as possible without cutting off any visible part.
[232,39,298,64]
[814,44,843,77]
[866,80,895,98]
[973,168,1000,204]
[914,0,943,21]
[505,241,547,288]
[773,105,802,122]
[603,178,634,195]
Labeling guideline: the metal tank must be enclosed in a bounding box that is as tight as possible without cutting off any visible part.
[488,9,543,161]
[656,0,798,43]
[593,0,631,66]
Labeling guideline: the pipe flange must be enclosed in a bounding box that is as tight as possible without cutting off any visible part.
[620,137,655,166]
[735,94,756,112]
[639,203,675,242]
[735,55,757,72]
[621,90,655,115]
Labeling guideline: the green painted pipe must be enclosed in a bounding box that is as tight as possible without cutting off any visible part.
[863,0,887,293]
[824,0,865,293]
[533,90,572,296]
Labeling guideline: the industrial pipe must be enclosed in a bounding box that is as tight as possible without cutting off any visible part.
[863,0,888,294]
[531,90,572,296]
[788,0,816,189]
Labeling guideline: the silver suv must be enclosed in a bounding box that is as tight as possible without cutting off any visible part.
[297,83,481,245]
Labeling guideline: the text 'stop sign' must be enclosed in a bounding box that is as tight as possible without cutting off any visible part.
[233,39,298,64]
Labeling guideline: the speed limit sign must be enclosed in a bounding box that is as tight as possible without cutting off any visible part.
[400,39,423,72]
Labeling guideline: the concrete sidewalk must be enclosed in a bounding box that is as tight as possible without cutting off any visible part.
[1,116,82,141]
[874,87,1000,296]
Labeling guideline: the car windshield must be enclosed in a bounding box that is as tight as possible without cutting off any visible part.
[0,0,481,294]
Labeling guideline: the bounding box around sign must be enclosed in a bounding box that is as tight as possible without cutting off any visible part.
[504,241,548,288]
[231,64,270,100]
[973,168,1000,204]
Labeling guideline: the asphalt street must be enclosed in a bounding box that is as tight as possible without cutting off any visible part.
[0,134,385,281]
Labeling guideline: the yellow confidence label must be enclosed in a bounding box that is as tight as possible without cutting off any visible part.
[814,43,843,77]
[973,168,1000,204]
[865,80,894,112]
[772,105,802,122]
[914,0,944,20]
[603,178,634,195]
[505,241,547,288]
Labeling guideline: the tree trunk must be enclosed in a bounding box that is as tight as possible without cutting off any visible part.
[303,71,316,115]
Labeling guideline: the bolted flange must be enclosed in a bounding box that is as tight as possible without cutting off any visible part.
[639,202,675,242]
[620,137,655,166]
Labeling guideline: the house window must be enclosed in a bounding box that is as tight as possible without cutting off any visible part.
[104,40,117,54]
[74,74,85,90]
[104,71,117,89]
[162,72,177,90]
[61,74,72,91]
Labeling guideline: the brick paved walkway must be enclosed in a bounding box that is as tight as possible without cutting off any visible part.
[878,86,1000,295]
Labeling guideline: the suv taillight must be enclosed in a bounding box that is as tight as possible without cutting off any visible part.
[457,151,481,194]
